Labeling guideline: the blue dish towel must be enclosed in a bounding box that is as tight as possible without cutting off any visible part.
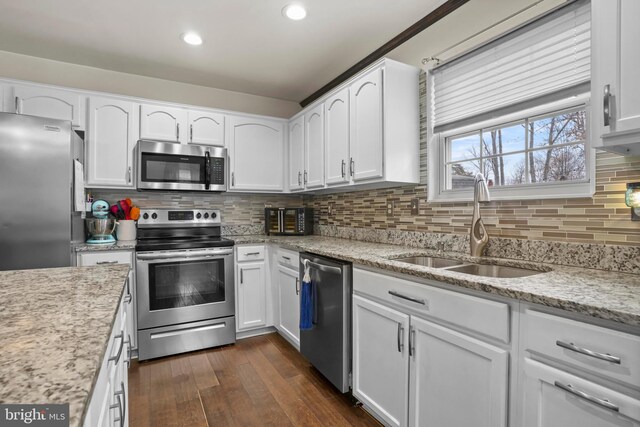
[299,264,314,330]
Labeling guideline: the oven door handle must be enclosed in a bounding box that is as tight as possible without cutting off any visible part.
[137,249,233,261]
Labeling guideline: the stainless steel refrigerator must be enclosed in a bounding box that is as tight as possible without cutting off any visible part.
[0,112,84,271]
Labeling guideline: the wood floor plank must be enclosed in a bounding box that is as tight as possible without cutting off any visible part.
[130,333,381,427]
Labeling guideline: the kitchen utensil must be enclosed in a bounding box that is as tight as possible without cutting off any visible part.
[85,218,117,244]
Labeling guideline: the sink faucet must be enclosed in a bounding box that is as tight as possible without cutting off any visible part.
[470,173,491,257]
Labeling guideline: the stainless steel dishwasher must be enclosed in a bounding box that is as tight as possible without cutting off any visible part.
[299,252,352,393]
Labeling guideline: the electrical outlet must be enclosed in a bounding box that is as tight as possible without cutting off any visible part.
[327,203,333,215]
[410,198,420,215]
[386,200,396,217]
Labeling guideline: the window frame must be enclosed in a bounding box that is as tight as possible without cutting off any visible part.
[428,94,595,202]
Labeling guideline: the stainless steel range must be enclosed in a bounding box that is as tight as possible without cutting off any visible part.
[135,208,235,360]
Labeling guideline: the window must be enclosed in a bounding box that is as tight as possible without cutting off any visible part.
[427,0,593,202]
[445,107,587,190]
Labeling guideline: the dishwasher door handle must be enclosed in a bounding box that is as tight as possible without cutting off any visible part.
[301,259,343,274]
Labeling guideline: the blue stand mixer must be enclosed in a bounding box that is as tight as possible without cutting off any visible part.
[86,200,116,245]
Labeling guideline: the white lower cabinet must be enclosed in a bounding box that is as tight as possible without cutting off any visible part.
[353,295,410,427]
[235,245,267,331]
[353,267,510,427]
[409,316,508,427]
[276,264,300,347]
[84,293,129,427]
[521,358,640,427]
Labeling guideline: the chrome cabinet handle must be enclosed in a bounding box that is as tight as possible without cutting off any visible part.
[304,170,308,185]
[124,277,132,304]
[108,332,125,364]
[389,290,426,305]
[176,123,180,141]
[109,394,123,427]
[245,252,260,256]
[397,323,404,353]
[282,256,291,261]
[240,268,243,284]
[350,158,354,176]
[231,172,235,187]
[15,96,21,114]
[295,277,299,295]
[127,166,132,183]
[554,381,619,412]
[409,326,415,357]
[341,160,346,178]
[96,260,119,265]
[190,124,193,142]
[298,171,302,186]
[124,335,132,368]
[556,340,621,364]
[603,84,611,127]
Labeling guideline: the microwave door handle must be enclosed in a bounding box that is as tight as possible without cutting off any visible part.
[279,210,284,233]
[204,151,211,190]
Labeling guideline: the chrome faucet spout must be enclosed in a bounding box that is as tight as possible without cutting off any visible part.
[470,173,490,257]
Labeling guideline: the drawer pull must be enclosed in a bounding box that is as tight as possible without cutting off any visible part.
[555,340,621,364]
[282,256,291,261]
[96,260,119,265]
[108,333,125,364]
[554,381,619,412]
[389,290,425,305]
[397,323,404,353]
[244,252,261,256]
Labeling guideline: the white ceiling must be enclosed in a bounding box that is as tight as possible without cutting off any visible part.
[0,0,449,102]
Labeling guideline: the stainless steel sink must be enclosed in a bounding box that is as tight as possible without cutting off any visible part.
[392,256,466,269]
[446,263,542,278]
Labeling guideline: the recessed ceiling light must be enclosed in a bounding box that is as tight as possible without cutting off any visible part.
[181,32,203,46]
[282,3,307,20]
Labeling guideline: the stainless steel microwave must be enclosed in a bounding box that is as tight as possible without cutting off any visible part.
[265,207,313,235]
[135,140,226,192]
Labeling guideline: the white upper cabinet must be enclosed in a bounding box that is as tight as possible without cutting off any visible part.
[591,0,640,156]
[288,115,305,191]
[324,88,350,186]
[187,110,224,146]
[350,68,384,182]
[304,103,325,189]
[139,104,188,143]
[228,116,285,192]
[86,96,137,188]
[12,85,84,129]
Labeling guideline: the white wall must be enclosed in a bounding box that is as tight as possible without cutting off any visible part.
[0,50,301,118]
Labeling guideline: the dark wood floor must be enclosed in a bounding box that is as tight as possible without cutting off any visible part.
[129,333,381,426]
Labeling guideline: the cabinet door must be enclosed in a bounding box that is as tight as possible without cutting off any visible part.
[521,358,640,427]
[228,116,284,191]
[409,316,509,427]
[288,115,305,191]
[187,110,225,146]
[325,88,350,185]
[276,265,300,346]
[236,261,267,331]
[13,85,84,129]
[304,103,325,189]
[592,0,640,139]
[139,104,188,143]
[349,68,383,182]
[86,97,136,187]
[353,295,409,427]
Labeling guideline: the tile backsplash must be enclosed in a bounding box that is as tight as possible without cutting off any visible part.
[306,73,640,247]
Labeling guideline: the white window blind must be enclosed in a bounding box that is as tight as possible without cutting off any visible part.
[431,0,590,128]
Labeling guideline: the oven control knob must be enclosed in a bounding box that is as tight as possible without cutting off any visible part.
[196,213,202,219]
[204,213,209,219]
[211,212,217,219]
[143,213,149,220]
[151,213,158,220]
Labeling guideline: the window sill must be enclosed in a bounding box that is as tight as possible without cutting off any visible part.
[428,179,595,203]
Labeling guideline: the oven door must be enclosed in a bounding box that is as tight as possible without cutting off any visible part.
[136,247,234,329]
[136,140,226,191]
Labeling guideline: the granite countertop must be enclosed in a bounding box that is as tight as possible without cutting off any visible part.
[232,235,640,328]
[74,240,136,252]
[0,264,130,427]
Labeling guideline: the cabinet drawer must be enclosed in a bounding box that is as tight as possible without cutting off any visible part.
[78,251,133,267]
[522,309,640,390]
[236,245,265,262]
[277,248,299,269]
[353,268,510,343]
